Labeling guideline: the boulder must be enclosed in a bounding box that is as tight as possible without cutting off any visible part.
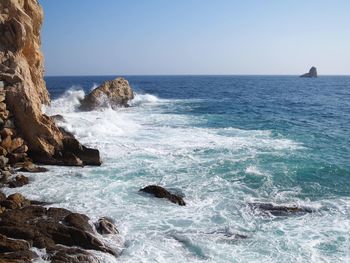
[96,217,119,235]
[140,185,186,206]
[79,77,134,110]
[18,162,48,173]
[300,67,317,78]
[0,206,121,257]
[8,175,29,188]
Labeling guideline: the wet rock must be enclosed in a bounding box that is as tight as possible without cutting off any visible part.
[8,175,29,188]
[62,137,102,166]
[0,206,120,257]
[47,245,101,263]
[0,171,11,182]
[0,200,18,209]
[0,249,38,263]
[0,233,30,252]
[79,77,134,110]
[0,156,9,168]
[96,217,119,235]
[7,193,30,208]
[18,162,48,173]
[140,185,186,206]
[63,213,94,233]
[249,203,313,216]
[8,152,28,164]
[51,114,66,122]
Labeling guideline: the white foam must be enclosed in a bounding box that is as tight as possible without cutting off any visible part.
[14,87,348,263]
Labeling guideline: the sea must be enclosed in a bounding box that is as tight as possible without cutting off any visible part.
[6,76,350,262]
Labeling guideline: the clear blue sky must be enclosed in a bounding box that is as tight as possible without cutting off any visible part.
[40,0,350,76]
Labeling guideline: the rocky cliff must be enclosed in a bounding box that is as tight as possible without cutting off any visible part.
[0,0,100,165]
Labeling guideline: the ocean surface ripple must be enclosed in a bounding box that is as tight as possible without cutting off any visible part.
[7,76,349,262]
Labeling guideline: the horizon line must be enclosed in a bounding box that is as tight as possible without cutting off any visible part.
[44,74,350,78]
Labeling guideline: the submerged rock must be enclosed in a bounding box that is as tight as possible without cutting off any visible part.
[249,203,313,216]
[140,185,186,206]
[300,67,318,78]
[79,77,134,110]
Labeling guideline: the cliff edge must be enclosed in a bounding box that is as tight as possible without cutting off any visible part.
[0,0,100,165]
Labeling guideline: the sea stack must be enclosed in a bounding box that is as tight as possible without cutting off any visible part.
[0,0,101,165]
[79,77,134,110]
[300,67,318,78]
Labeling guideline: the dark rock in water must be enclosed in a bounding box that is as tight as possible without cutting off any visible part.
[0,205,121,259]
[96,217,119,235]
[300,66,317,78]
[0,233,30,252]
[8,175,29,188]
[140,185,186,206]
[51,114,66,122]
[63,213,94,233]
[79,77,134,110]
[62,137,102,166]
[249,203,313,216]
[17,162,48,173]
[47,245,101,263]
[0,249,38,263]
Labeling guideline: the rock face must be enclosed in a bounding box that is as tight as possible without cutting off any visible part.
[0,192,122,263]
[79,77,134,110]
[0,0,101,166]
[300,67,318,78]
[140,185,186,206]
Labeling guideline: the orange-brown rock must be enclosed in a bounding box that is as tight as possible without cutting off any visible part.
[79,77,134,110]
[1,128,13,138]
[0,0,101,166]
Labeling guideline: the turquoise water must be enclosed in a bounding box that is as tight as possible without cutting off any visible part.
[7,76,350,262]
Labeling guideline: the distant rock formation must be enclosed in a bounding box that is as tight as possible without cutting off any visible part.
[79,77,134,110]
[300,67,318,78]
[0,0,101,166]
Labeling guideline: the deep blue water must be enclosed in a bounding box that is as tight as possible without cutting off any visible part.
[39,75,350,262]
[46,75,350,197]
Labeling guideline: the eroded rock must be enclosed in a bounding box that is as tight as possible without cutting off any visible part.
[79,77,134,110]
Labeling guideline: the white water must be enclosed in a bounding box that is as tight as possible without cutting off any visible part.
[5,88,350,262]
